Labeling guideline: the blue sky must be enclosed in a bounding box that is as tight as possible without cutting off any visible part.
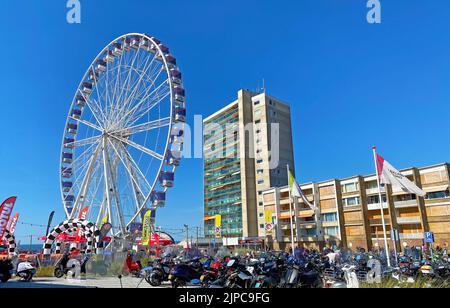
[0,0,449,242]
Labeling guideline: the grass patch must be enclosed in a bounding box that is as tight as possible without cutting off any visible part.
[361,278,450,289]
[35,266,55,278]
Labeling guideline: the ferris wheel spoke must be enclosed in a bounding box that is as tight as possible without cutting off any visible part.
[112,48,142,126]
[77,90,106,129]
[63,142,98,171]
[117,140,152,191]
[111,117,171,136]
[119,76,169,126]
[109,134,164,161]
[112,52,158,127]
[69,116,103,132]
[107,139,146,199]
[69,142,103,218]
[122,81,170,128]
[65,135,102,148]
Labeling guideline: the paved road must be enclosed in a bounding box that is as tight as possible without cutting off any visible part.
[0,276,173,288]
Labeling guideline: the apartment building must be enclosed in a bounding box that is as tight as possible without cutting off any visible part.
[261,163,450,252]
[203,90,295,238]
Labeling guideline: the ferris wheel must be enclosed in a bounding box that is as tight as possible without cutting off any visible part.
[60,33,186,237]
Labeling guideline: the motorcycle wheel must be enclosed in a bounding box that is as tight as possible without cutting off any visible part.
[23,272,33,282]
[147,272,162,287]
[132,269,142,278]
[172,279,184,288]
[54,268,64,278]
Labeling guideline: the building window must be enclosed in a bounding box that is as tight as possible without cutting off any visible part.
[254,100,260,106]
[366,181,379,190]
[426,190,450,200]
[324,226,339,236]
[321,213,337,222]
[257,169,264,175]
[257,159,263,164]
[343,196,361,207]
[367,194,387,204]
[342,182,359,193]
[258,191,263,195]
[258,180,264,185]
[256,129,261,134]
[260,224,265,229]
[259,202,263,206]
[259,213,264,217]
[255,120,261,124]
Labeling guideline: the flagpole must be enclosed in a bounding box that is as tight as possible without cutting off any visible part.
[372,146,391,267]
[287,165,296,255]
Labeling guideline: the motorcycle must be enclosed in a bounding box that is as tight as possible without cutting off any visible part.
[0,258,36,283]
[13,259,36,282]
[54,253,89,278]
[125,254,142,277]
[145,258,173,287]
[169,257,203,288]
[0,259,13,283]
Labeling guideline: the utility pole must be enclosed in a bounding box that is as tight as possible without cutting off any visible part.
[196,227,199,248]
[29,235,33,252]
[184,224,189,249]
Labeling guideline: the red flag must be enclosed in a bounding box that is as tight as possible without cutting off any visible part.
[76,207,90,242]
[0,197,17,239]
[7,213,19,234]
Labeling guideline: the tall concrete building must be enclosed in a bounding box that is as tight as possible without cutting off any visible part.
[261,162,450,252]
[203,90,295,238]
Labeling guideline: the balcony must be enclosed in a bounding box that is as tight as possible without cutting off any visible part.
[369,218,391,226]
[366,187,385,195]
[367,203,389,211]
[399,233,424,240]
[396,216,422,225]
[298,221,317,228]
[394,199,418,209]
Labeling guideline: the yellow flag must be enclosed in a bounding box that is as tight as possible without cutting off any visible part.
[141,210,152,246]
[265,211,273,224]
[100,215,108,229]
[215,215,222,238]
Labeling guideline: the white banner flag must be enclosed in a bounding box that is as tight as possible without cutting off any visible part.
[376,154,426,197]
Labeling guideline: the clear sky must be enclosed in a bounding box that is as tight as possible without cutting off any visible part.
[0,0,449,242]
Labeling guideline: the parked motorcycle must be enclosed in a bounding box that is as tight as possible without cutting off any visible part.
[169,257,203,288]
[0,259,13,283]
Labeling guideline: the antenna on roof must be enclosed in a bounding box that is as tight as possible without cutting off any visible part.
[262,78,266,93]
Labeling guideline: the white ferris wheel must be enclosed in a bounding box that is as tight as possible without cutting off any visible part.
[60,33,186,237]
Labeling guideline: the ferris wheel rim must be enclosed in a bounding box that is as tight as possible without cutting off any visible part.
[59,33,184,235]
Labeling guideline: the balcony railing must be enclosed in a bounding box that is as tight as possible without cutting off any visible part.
[399,233,424,240]
[396,216,422,225]
[394,199,418,208]
[367,203,389,211]
[369,218,391,226]
[366,187,385,195]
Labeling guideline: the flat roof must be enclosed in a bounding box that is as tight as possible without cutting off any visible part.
[262,162,448,193]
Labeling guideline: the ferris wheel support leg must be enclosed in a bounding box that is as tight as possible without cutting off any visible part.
[69,142,102,219]
[102,137,127,236]
[108,139,144,216]
[102,137,114,233]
